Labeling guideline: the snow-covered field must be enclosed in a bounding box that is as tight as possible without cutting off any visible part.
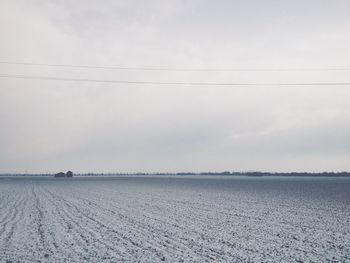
[0,176,349,262]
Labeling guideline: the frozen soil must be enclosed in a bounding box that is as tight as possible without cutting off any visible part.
[0,176,349,262]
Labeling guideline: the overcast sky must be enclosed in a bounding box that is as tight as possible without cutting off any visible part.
[1,0,350,173]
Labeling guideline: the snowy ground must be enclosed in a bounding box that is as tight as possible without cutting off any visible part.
[0,176,349,262]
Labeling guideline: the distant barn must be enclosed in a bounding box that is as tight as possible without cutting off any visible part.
[54,171,74,178]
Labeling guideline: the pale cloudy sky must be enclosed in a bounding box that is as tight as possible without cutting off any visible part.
[0,0,350,173]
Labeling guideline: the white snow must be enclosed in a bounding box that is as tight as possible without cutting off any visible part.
[0,176,349,262]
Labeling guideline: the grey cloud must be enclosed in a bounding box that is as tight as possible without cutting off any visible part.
[1,0,350,173]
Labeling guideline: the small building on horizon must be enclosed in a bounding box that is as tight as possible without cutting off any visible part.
[54,171,74,178]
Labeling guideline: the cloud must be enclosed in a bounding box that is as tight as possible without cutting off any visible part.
[0,0,350,172]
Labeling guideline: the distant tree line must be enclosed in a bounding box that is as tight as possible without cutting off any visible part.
[1,171,350,177]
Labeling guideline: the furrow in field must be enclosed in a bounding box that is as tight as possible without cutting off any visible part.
[41,185,135,261]
[0,183,35,262]
[47,185,197,261]
[58,181,350,261]
[1,177,349,262]
[0,191,25,245]
[51,184,256,261]
[62,193,201,261]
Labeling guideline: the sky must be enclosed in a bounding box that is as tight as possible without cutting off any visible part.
[0,0,350,173]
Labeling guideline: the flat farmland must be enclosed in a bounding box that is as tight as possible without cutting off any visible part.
[0,176,349,262]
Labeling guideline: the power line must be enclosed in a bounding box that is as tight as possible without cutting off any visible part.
[1,73,350,86]
[1,61,350,72]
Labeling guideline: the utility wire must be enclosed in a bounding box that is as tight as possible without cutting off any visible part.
[1,73,350,86]
[1,61,350,72]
